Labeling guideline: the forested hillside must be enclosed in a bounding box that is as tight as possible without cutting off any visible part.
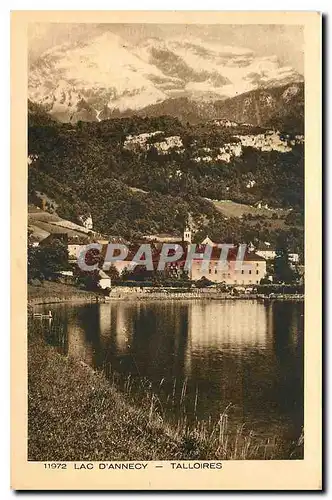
[28,108,304,254]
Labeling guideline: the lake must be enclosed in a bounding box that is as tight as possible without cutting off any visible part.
[36,299,304,442]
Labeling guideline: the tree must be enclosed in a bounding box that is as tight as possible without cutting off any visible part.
[120,267,132,282]
[152,271,164,287]
[28,237,69,282]
[217,281,227,292]
[195,276,214,288]
[260,277,271,285]
[37,239,69,279]
[107,265,120,283]
[27,244,44,282]
[77,270,100,291]
[274,237,295,283]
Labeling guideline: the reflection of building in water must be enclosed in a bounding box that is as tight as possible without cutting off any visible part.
[184,302,275,420]
[184,334,192,377]
[114,303,133,353]
[67,321,94,366]
[98,303,112,343]
[187,301,268,351]
[265,303,273,336]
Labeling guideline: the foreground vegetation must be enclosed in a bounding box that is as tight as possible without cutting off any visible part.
[28,281,105,303]
[28,323,304,461]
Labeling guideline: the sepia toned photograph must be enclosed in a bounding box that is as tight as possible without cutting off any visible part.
[11,10,322,491]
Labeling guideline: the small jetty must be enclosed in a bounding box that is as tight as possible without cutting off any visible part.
[30,310,53,319]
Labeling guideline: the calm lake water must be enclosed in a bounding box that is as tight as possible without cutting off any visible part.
[36,299,304,441]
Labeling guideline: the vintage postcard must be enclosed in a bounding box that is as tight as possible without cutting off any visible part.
[11,11,322,490]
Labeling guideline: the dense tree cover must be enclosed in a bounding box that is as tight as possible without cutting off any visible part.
[274,235,298,283]
[75,270,101,291]
[28,237,69,282]
[28,113,304,254]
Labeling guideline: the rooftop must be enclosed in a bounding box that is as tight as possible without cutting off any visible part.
[97,243,266,264]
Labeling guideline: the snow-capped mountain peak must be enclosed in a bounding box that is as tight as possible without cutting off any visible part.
[28,31,303,122]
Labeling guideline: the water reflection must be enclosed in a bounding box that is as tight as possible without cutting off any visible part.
[187,300,270,349]
[37,299,304,440]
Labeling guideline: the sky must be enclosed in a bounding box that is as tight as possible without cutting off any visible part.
[28,23,304,73]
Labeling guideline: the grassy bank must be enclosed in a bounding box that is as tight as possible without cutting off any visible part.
[28,282,105,305]
[28,325,303,461]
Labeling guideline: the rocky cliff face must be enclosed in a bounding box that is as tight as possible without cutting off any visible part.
[115,83,304,132]
[213,83,304,131]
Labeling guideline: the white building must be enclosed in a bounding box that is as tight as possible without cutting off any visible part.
[183,227,192,244]
[98,270,111,290]
[255,242,299,263]
[255,243,277,261]
[79,214,93,230]
[68,244,86,260]
[288,253,300,264]
[201,236,217,247]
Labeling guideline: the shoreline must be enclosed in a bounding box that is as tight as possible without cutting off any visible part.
[28,282,304,306]
[28,282,106,306]
[29,293,304,306]
[106,292,304,303]
[28,294,106,306]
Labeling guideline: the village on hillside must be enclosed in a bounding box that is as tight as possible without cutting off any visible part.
[28,203,304,300]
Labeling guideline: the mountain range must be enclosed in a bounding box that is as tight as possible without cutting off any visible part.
[28,31,304,130]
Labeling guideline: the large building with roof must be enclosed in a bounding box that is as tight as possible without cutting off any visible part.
[168,243,267,285]
[78,228,268,286]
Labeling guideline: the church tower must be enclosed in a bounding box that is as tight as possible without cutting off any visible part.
[183,226,192,244]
